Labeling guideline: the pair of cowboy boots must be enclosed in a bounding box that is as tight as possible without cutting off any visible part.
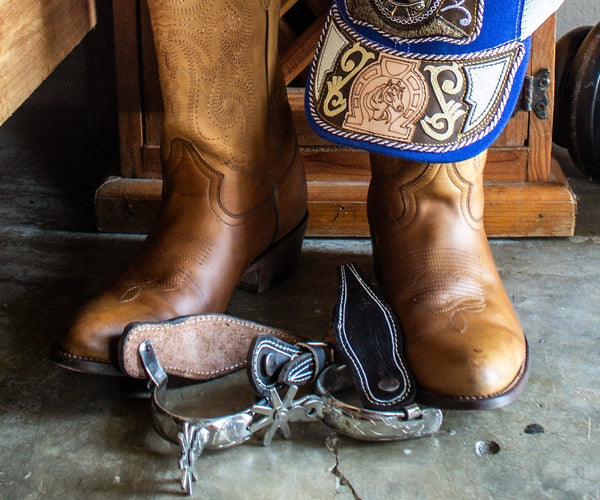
[53,0,527,409]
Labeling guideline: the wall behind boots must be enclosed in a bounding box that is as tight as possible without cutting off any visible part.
[557,0,600,37]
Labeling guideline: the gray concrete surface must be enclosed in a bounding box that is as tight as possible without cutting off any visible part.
[1,108,599,500]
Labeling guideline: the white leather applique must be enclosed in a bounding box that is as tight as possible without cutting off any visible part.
[315,21,350,99]
[462,55,511,134]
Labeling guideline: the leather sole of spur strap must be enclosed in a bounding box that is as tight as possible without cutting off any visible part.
[119,314,302,380]
[49,214,308,377]
[416,341,530,410]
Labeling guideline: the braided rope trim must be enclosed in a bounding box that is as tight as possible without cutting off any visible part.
[307,4,525,155]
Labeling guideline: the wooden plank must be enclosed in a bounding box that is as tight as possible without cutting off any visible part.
[0,0,96,125]
[95,157,575,237]
[303,0,329,16]
[494,109,529,147]
[139,0,163,178]
[307,161,575,237]
[142,145,162,175]
[113,0,144,178]
[484,159,576,237]
[281,12,326,85]
[527,15,556,182]
[95,176,162,233]
[485,148,528,182]
[303,150,370,179]
[280,0,300,16]
[307,202,369,237]
[278,19,298,53]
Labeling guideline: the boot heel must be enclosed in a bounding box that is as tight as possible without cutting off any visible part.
[238,212,308,294]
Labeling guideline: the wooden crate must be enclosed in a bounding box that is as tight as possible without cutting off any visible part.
[97,0,576,237]
[0,0,97,125]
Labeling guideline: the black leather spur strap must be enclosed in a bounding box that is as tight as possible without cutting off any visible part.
[332,263,416,411]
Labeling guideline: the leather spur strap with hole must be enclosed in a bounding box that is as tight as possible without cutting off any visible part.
[333,263,417,410]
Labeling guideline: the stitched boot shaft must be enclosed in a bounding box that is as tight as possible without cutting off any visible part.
[55,0,307,373]
[368,151,528,409]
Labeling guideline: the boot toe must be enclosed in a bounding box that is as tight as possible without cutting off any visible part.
[410,329,528,409]
[54,293,167,375]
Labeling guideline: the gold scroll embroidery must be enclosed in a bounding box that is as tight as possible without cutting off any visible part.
[420,62,467,141]
[322,43,377,117]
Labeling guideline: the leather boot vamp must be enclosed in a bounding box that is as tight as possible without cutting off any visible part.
[369,156,527,401]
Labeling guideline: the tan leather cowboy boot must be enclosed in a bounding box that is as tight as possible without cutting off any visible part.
[52,0,307,375]
[368,151,528,409]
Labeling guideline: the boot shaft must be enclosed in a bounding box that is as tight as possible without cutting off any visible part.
[146,0,286,175]
[146,0,306,235]
[368,151,486,235]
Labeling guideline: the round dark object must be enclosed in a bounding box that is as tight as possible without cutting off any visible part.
[524,423,545,434]
[553,26,592,148]
[565,22,600,178]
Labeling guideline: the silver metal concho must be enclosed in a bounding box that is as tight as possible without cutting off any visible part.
[138,340,443,496]
[372,0,440,25]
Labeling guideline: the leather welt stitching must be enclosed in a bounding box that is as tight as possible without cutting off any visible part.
[56,348,113,364]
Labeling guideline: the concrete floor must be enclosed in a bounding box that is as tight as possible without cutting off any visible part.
[1,106,599,500]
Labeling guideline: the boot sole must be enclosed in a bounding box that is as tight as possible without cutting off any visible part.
[50,212,309,377]
[417,341,530,410]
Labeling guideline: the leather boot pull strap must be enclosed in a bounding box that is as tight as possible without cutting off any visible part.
[333,263,417,411]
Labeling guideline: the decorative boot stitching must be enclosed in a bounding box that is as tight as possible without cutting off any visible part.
[151,0,262,176]
[446,161,484,229]
[404,247,485,333]
[379,162,436,229]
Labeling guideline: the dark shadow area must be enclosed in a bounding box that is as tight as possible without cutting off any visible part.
[0,0,119,233]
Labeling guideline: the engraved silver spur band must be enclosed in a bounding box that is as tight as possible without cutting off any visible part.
[316,364,444,441]
[139,340,323,495]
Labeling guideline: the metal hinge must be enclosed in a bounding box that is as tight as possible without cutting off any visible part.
[521,68,551,119]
